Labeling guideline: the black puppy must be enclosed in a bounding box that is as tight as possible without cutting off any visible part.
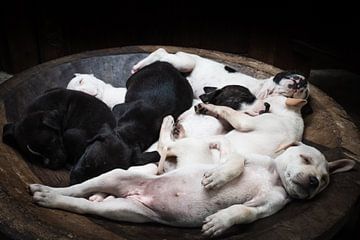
[2,88,116,170]
[70,62,193,184]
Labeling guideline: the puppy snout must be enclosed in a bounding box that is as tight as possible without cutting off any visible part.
[288,78,307,90]
[309,176,319,189]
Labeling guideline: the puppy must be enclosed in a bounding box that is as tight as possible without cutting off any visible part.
[2,88,116,171]
[132,48,309,100]
[157,94,306,177]
[67,73,126,109]
[174,85,269,139]
[29,142,355,237]
[71,62,193,184]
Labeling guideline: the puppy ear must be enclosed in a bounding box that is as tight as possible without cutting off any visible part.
[2,123,17,147]
[42,110,62,131]
[328,159,356,174]
[86,124,113,145]
[200,87,219,103]
[285,98,307,108]
[275,141,301,153]
[203,86,217,93]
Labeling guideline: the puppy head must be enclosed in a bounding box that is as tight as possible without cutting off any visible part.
[66,73,102,97]
[275,142,355,199]
[199,85,256,110]
[271,71,309,99]
[70,124,131,184]
[5,110,67,169]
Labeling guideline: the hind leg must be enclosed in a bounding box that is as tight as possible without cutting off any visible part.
[132,48,196,73]
[32,190,156,223]
[29,168,149,198]
[157,116,178,174]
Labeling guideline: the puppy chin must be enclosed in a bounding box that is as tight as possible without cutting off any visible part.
[285,184,310,199]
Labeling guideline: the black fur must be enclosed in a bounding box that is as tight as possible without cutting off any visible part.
[224,65,237,73]
[71,62,193,184]
[273,71,307,86]
[199,85,256,110]
[2,88,116,170]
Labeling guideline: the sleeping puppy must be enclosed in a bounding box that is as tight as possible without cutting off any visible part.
[157,95,306,175]
[2,88,116,171]
[174,85,270,139]
[29,142,355,237]
[70,61,193,184]
[132,48,309,100]
[67,73,126,109]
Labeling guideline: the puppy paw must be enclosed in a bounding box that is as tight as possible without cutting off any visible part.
[132,48,167,74]
[172,122,185,139]
[202,210,232,237]
[29,184,53,195]
[33,190,60,208]
[201,168,228,190]
[194,103,208,115]
[89,192,108,202]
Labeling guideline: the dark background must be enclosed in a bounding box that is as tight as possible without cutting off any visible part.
[1,1,359,239]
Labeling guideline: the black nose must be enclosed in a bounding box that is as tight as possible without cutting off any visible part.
[309,176,319,189]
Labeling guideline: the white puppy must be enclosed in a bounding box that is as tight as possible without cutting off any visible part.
[157,96,306,178]
[132,48,309,99]
[29,143,355,237]
[67,73,126,109]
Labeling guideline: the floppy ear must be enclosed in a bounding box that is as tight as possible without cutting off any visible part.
[203,86,217,93]
[200,87,219,103]
[2,123,17,147]
[285,98,308,108]
[42,110,62,131]
[328,159,356,174]
[275,141,301,153]
[86,124,113,145]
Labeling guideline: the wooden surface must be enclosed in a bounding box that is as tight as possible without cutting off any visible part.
[0,46,359,240]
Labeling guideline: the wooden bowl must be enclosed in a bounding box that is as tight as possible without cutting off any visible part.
[0,46,359,240]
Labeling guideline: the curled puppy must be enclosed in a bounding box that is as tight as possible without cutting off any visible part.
[2,88,116,171]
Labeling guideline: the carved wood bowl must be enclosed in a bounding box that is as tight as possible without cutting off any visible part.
[0,46,359,240]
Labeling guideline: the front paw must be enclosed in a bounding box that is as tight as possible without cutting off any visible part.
[201,168,228,190]
[202,210,233,237]
[32,188,60,208]
[194,103,208,115]
[29,184,53,195]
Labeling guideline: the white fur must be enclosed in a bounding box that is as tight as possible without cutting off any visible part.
[67,73,126,109]
[29,144,354,237]
[132,48,309,99]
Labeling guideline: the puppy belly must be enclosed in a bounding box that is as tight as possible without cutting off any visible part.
[125,167,255,227]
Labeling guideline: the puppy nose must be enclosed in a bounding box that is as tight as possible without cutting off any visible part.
[309,176,319,189]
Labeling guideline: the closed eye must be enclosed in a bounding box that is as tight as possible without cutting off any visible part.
[300,154,312,165]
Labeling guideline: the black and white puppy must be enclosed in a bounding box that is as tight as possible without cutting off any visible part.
[2,88,116,171]
[173,85,269,139]
[132,48,310,100]
[71,62,193,184]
